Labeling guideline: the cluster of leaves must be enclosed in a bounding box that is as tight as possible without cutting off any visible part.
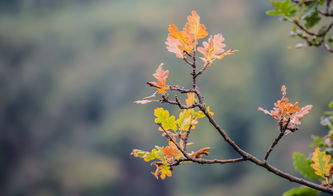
[132,10,234,179]
[267,0,333,52]
[283,101,333,195]
[165,10,236,66]
[132,94,213,179]
[258,85,312,134]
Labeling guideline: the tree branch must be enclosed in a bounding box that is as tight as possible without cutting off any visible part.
[151,35,333,193]
[197,104,333,194]
[160,95,199,109]
[159,123,246,166]
[171,157,246,166]
[168,85,196,93]
[191,51,197,89]
[181,125,192,152]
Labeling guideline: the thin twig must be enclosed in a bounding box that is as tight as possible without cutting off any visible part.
[182,125,192,152]
[264,119,291,161]
[325,0,331,16]
[160,95,198,109]
[291,0,315,3]
[195,65,209,78]
[294,21,319,37]
[168,85,196,93]
[319,10,333,17]
[264,132,285,161]
[323,41,333,53]
[171,157,246,166]
[293,20,333,37]
[183,56,194,67]
[192,51,197,89]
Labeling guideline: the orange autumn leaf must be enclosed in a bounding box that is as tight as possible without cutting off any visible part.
[147,63,169,94]
[185,10,208,40]
[258,85,312,132]
[166,10,208,58]
[185,92,196,106]
[162,141,182,160]
[197,34,237,66]
[168,24,188,43]
[166,24,194,57]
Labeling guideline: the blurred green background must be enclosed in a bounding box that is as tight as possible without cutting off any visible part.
[0,0,332,195]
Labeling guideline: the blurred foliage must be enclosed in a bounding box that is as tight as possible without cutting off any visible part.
[285,102,333,195]
[283,186,319,196]
[0,0,332,196]
[267,0,333,52]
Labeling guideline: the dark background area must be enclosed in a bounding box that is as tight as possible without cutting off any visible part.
[0,0,332,195]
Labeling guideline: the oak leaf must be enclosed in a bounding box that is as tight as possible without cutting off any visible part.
[191,147,211,159]
[184,10,208,40]
[310,147,332,178]
[162,141,183,160]
[154,107,177,131]
[197,34,237,66]
[258,85,312,132]
[147,63,169,94]
[165,36,184,58]
[151,163,172,180]
[166,10,208,57]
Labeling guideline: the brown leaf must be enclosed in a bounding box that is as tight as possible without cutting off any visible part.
[191,147,211,159]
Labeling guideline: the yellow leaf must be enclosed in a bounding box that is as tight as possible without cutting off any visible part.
[185,92,196,106]
[154,107,177,131]
[151,163,172,180]
[160,164,172,179]
[177,109,194,131]
[310,147,331,178]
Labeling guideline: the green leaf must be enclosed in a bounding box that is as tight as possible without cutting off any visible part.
[293,152,321,180]
[301,1,319,19]
[131,147,164,162]
[310,136,325,148]
[131,149,149,158]
[304,11,321,29]
[283,186,319,196]
[266,0,296,17]
[329,100,333,108]
[154,107,177,131]
[328,37,333,44]
[144,147,163,162]
[266,10,281,16]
